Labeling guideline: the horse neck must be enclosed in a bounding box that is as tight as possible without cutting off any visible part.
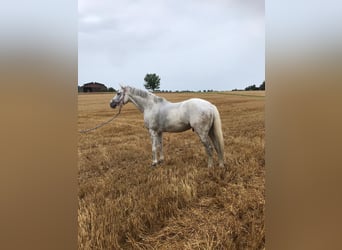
[127,92,152,113]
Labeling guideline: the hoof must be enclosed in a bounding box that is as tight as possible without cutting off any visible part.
[207,159,213,168]
[151,162,158,167]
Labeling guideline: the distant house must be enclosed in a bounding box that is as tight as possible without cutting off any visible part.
[80,82,108,92]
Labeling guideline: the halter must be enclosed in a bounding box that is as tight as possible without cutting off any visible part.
[118,89,126,108]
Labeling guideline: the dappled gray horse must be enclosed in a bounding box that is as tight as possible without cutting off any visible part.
[110,86,224,167]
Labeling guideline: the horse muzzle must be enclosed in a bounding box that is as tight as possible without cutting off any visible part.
[110,102,117,108]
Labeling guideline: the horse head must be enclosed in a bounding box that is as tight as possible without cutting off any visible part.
[110,86,129,109]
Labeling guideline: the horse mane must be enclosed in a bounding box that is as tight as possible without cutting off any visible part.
[126,86,165,103]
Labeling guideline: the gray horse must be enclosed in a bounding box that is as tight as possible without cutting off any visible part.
[110,86,224,167]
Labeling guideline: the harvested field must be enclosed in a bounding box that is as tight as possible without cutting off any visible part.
[78,91,265,249]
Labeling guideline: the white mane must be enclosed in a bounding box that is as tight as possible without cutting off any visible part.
[126,86,165,103]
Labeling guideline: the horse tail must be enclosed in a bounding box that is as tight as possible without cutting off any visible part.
[210,106,225,166]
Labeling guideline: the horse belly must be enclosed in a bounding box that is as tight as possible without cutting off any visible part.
[164,122,191,132]
[162,114,191,132]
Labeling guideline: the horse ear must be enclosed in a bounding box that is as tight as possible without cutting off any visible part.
[120,84,128,92]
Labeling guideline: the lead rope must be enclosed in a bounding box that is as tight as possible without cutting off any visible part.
[79,103,123,134]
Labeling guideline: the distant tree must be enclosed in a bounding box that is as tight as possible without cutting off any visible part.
[245,84,258,91]
[259,81,265,90]
[144,73,160,92]
[108,87,115,92]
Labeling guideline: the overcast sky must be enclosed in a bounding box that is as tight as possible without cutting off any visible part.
[78,0,264,91]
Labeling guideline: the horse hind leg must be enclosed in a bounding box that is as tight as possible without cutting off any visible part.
[197,132,214,167]
[209,128,224,167]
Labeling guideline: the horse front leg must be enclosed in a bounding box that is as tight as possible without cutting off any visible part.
[149,129,158,167]
[157,132,164,163]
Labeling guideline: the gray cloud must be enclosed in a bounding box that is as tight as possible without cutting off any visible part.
[78,0,264,90]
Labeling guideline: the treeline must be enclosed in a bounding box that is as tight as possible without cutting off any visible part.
[232,81,265,91]
[244,81,265,91]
